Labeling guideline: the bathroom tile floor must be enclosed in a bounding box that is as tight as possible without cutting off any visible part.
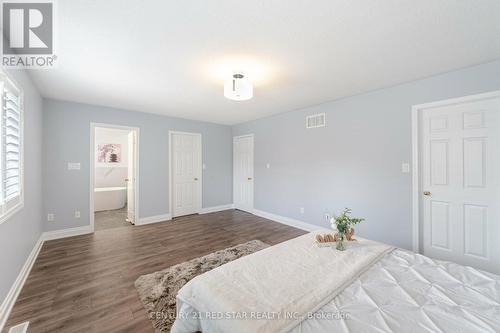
[94,206,131,231]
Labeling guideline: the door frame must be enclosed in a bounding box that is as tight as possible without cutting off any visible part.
[411,90,500,253]
[233,133,254,212]
[168,131,203,218]
[90,123,140,232]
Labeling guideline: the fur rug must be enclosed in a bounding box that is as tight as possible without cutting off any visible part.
[135,240,269,332]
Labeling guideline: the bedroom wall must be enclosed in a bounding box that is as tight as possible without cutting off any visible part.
[43,99,233,231]
[0,70,43,304]
[232,60,500,249]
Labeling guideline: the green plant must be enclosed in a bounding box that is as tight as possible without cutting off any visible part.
[330,208,364,233]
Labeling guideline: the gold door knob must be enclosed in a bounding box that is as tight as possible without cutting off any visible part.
[247,177,252,180]
[423,191,431,196]
[194,177,198,181]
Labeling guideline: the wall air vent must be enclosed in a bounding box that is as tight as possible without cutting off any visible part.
[306,113,326,129]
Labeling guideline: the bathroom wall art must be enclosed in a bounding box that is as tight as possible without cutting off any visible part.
[97,143,122,163]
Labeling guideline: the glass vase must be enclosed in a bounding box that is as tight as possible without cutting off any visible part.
[336,231,346,251]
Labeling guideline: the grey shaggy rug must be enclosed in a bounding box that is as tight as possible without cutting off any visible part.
[135,240,269,332]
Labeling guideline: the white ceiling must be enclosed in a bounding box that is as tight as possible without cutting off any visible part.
[29,0,500,125]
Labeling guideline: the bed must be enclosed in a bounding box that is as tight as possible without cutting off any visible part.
[171,233,500,333]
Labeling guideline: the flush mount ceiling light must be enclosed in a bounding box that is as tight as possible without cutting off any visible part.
[224,73,253,101]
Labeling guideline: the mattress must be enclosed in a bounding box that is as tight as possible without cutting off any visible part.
[173,249,500,333]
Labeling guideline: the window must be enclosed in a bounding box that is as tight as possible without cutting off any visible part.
[0,71,23,223]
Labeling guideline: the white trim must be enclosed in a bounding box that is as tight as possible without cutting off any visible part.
[90,123,140,231]
[233,134,254,212]
[42,226,92,241]
[168,131,202,218]
[411,90,500,253]
[252,209,319,232]
[0,235,43,331]
[137,213,172,225]
[411,104,420,253]
[200,204,235,214]
[0,204,24,226]
[233,134,255,139]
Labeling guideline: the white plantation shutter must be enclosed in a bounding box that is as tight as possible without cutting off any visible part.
[0,71,23,222]
[4,90,21,198]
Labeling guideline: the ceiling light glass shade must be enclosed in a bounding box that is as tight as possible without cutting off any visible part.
[224,73,253,101]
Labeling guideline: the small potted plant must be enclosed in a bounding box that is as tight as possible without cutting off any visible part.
[330,208,364,251]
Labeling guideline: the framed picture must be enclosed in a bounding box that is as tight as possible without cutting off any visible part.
[97,143,122,163]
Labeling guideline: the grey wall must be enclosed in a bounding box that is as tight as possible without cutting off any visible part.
[43,99,232,231]
[0,70,43,302]
[233,60,500,249]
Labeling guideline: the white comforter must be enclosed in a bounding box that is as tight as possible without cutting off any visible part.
[289,248,500,333]
[173,248,500,333]
[172,234,500,333]
[173,233,393,333]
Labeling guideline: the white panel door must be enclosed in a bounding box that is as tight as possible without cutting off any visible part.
[233,135,254,212]
[422,97,500,274]
[127,131,137,224]
[172,132,202,217]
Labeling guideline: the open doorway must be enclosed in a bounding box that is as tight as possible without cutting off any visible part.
[90,124,139,231]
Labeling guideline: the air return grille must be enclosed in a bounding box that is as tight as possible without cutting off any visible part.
[306,113,326,129]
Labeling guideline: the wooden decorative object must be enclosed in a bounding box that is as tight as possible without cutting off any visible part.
[346,228,355,241]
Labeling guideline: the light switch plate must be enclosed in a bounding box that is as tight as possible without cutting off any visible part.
[401,162,410,174]
[68,162,81,170]
[266,163,270,169]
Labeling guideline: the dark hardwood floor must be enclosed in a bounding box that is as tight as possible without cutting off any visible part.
[4,209,305,333]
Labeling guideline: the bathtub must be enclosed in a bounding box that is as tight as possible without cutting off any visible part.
[94,186,127,212]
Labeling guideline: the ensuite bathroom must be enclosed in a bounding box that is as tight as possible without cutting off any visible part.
[93,126,134,231]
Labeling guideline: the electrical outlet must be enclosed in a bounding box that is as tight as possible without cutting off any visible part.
[266,163,271,169]
[74,211,80,218]
[299,207,305,214]
[47,213,55,222]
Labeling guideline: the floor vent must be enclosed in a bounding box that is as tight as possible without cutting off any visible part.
[306,113,326,129]
[8,322,29,333]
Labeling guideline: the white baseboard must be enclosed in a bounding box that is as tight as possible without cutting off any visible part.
[0,235,43,331]
[137,213,172,225]
[138,205,234,223]
[42,225,93,241]
[200,204,234,214]
[252,209,320,232]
